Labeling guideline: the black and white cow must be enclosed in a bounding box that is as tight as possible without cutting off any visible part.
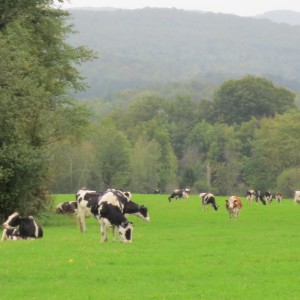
[97,190,134,243]
[154,189,160,194]
[246,190,261,204]
[259,191,273,205]
[199,193,219,211]
[168,189,191,202]
[76,188,150,242]
[1,212,43,241]
[76,188,104,232]
[55,201,78,215]
[246,190,256,204]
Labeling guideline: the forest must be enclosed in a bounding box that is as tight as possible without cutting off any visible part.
[0,1,300,219]
[49,76,300,198]
[67,8,300,97]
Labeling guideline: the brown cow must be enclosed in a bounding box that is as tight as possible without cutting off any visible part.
[226,196,242,220]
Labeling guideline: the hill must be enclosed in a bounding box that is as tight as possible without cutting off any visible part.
[256,10,300,26]
[66,8,300,98]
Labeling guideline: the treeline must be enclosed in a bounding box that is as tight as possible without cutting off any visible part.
[49,76,300,198]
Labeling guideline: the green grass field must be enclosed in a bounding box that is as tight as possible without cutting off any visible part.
[1,194,300,300]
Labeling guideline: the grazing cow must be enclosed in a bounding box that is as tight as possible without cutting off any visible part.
[97,190,135,243]
[168,189,191,202]
[294,191,300,205]
[199,193,219,211]
[275,192,283,204]
[76,188,150,242]
[1,212,43,240]
[259,191,272,205]
[55,201,78,215]
[226,196,242,220]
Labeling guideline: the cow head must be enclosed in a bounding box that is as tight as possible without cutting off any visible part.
[135,205,150,222]
[2,212,21,230]
[118,221,134,243]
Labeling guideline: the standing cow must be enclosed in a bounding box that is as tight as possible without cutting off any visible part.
[246,190,256,204]
[199,193,219,211]
[226,196,242,220]
[76,188,103,232]
[259,191,273,205]
[1,212,43,240]
[97,190,135,243]
[275,192,283,203]
[294,191,300,205]
[168,189,190,202]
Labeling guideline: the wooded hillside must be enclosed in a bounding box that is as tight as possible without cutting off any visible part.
[67,8,300,98]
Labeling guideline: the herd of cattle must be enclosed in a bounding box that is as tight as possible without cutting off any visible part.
[2,188,300,242]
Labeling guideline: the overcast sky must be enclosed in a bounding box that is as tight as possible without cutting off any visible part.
[55,0,300,16]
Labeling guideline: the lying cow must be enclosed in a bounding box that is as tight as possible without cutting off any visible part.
[1,228,21,240]
[55,201,78,215]
[275,192,283,204]
[1,212,43,240]
[294,191,300,205]
[226,196,242,220]
[199,193,219,211]
[168,189,190,202]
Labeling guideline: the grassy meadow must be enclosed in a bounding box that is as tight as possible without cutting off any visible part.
[1,193,300,300]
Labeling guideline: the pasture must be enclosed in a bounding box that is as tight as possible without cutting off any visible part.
[1,193,300,300]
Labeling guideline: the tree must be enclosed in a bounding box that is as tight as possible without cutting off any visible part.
[130,136,161,193]
[242,110,300,191]
[92,123,132,190]
[212,76,296,125]
[0,0,94,219]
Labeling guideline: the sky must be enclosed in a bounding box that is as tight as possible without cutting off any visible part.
[54,0,300,17]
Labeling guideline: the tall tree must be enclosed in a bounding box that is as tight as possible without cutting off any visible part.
[0,0,94,219]
[211,76,296,125]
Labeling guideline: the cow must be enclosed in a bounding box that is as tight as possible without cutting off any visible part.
[246,190,256,204]
[97,190,135,243]
[294,191,300,205]
[199,193,219,211]
[168,189,191,202]
[259,191,272,205]
[1,228,21,240]
[55,201,78,215]
[275,192,283,204]
[246,190,261,204]
[226,196,242,220]
[154,189,160,194]
[76,188,104,232]
[1,212,43,241]
[76,188,150,242]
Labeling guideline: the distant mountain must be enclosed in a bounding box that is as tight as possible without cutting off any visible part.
[256,10,300,26]
[66,8,300,98]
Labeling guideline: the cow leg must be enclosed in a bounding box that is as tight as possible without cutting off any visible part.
[77,209,86,233]
[1,229,8,241]
[112,225,118,242]
[99,219,108,242]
